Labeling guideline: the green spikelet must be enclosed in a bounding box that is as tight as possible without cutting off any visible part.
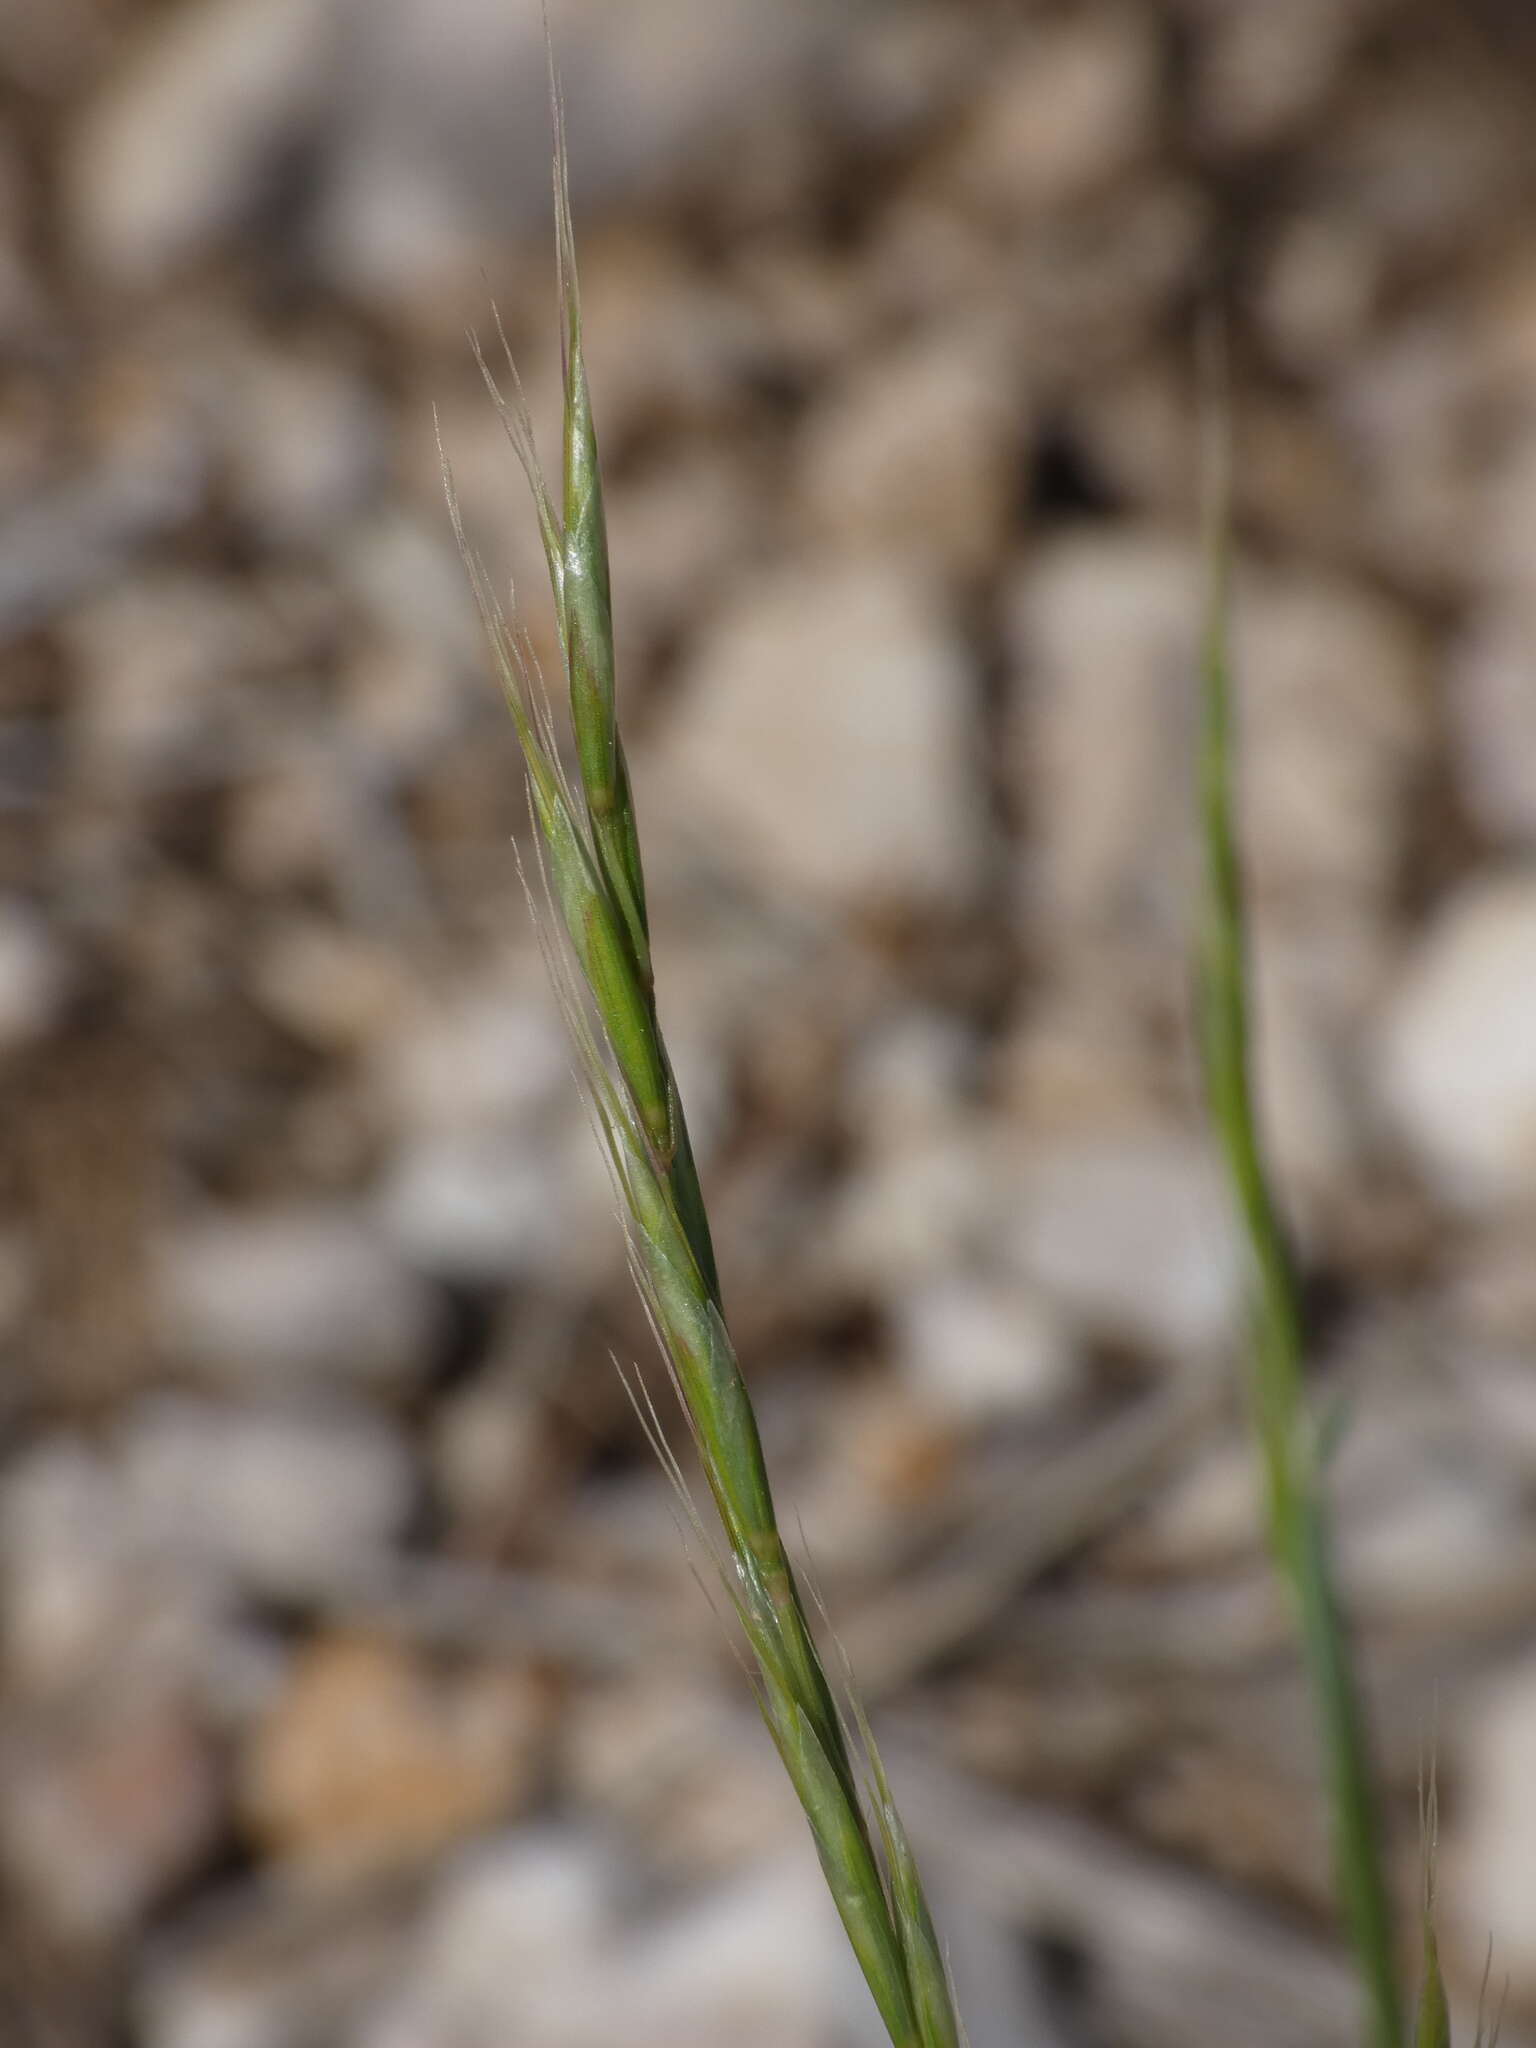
[444,64,963,2048]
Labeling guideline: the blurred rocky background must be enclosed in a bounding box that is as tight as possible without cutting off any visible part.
[3,0,1536,2042]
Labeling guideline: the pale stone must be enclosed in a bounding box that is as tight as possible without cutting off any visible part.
[567,1678,796,1873]
[0,1440,155,1693]
[1449,606,1536,844]
[219,345,384,542]
[1333,324,1479,586]
[0,901,66,1054]
[892,1272,1079,1425]
[66,0,857,300]
[1246,923,1378,1215]
[362,1832,615,2048]
[1259,214,1381,372]
[0,1690,221,1938]
[1011,534,1428,941]
[242,1636,544,1880]
[1339,1456,1515,1613]
[1006,1130,1242,1360]
[1452,1654,1536,1991]
[66,0,335,283]
[603,447,759,657]
[377,1113,613,1290]
[63,573,279,779]
[1010,532,1198,949]
[654,558,980,911]
[843,1011,977,1149]
[377,1133,556,1283]
[1458,1347,1536,1473]
[1237,575,1428,909]
[795,325,1022,576]
[948,8,1161,212]
[119,1396,414,1599]
[315,0,854,307]
[366,1832,868,2048]
[1376,871,1536,1207]
[1129,1438,1265,1572]
[416,1832,610,2004]
[249,920,412,1052]
[829,1126,996,1293]
[1192,0,1374,150]
[375,976,568,1137]
[157,1204,439,1387]
[619,1856,872,2048]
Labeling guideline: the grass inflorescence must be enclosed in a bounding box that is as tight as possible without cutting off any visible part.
[445,81,961,2048]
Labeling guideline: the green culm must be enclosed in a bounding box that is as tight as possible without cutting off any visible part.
[1196,375,1404,2048]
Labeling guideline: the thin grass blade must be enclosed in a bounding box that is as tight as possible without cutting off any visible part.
[1196,349,1404,2048]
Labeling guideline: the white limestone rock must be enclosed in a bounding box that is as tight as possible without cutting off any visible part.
[119,1394,414,1600]
[654,558,981,912]
[892,1271,1080,1426]
[66,0,336,284]
[1376,871,1536,1207]
[157,1203,440,1387]
[1452,1654,1536,1994]
[794,325,1023,578]
[1005,1129,1242,1361]
[1448,605,1536,845]
[1010,532,1428,947]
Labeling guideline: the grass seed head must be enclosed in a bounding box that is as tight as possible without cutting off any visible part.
[447,53,961,2048]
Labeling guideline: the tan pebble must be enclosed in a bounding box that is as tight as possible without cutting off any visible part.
[242,1636,546,1881]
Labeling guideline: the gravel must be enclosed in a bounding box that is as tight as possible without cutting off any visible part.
[8,2,1536,2040]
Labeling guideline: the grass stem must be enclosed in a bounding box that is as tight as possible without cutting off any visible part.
[1197,365,1404,2048]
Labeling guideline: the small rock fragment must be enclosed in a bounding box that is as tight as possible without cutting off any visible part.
[364,1832,614,2048]
[62,572,277,782]
[0,1690,222,1939]
[66,0,336,284]
[219,345,385,543]
[892,1272,1079,1426]
[367,1832,861,2048]
[377,1116,612,1288]
[1448,608,1536,845]
[1452,1654,1536,1993]
[249,920,413,1052]
[1376,871,1536,1207]
[157,1204,439,1388]
[795,326,1022,577]
[1010,532,1197,949]
[314,0,852,310]
[1010,533,1427,947]
[375,976,568,1137]
[376,1133,550,1284]
[0,901,66,1054]
[1006,1130,1242,1360]
[242,1637,545,1882]
[948,8,1160,213]
[829,1125,996,1292]
[0,1438,152,1694]
[655,558,980,911]
[119,1395,414,1599]
[567,1678,796,1875]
